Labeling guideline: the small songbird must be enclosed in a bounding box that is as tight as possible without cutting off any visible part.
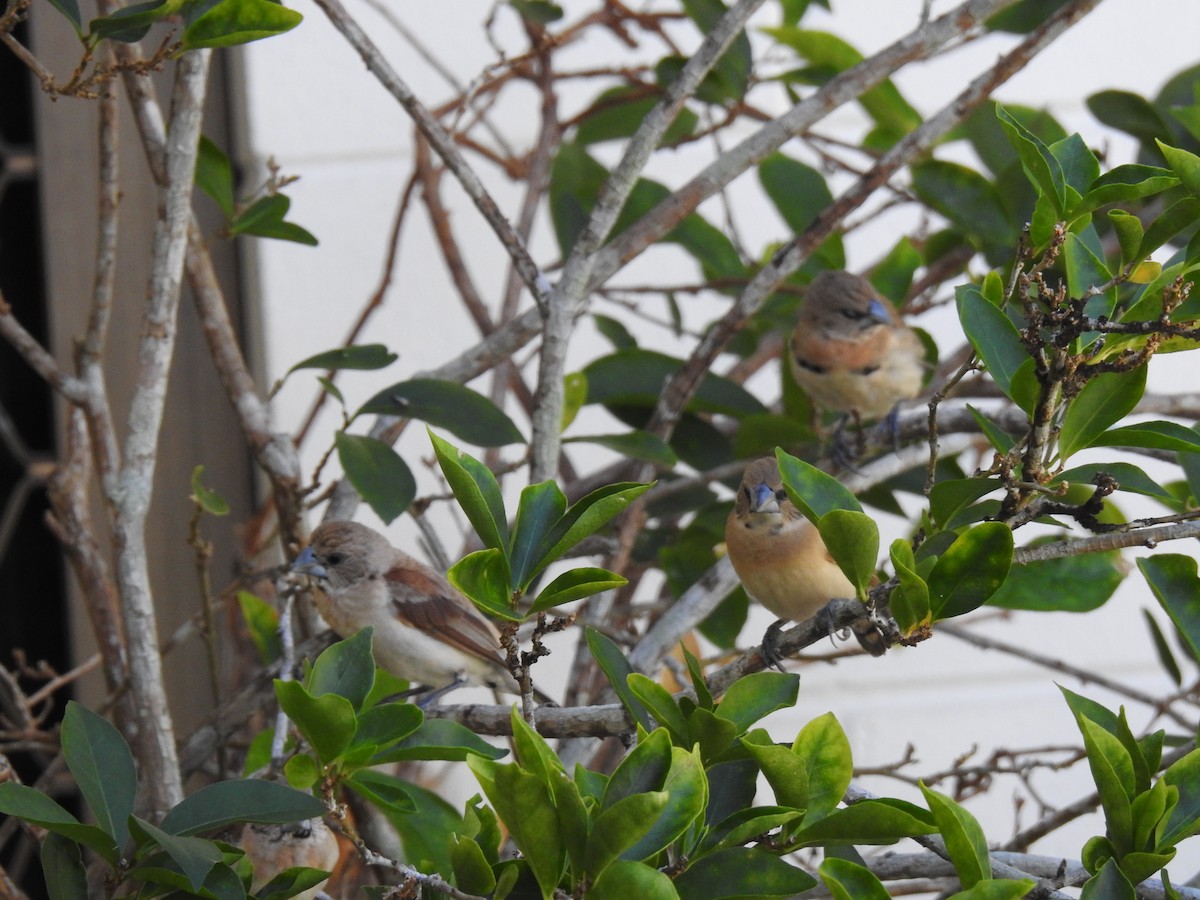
[240,818,340,900]
[724,458,886,662]
[788,270,924,420]
[291,520,523,695]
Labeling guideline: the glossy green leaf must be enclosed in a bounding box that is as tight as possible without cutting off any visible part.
[1081,857,1136,899]
[589,859,680,899]
[360,379,523,447]
[793,712,851,824]
[334,432,414,525]
[1053,461,1175,501]
[182,0,301,48]
[956,285,1026,400]
[274,680,356,763]
[564,430,677,466]
[758,152,834,234]
[871,237,921,302]
[792,798,935,845]
[256,866,336,900]
[237,590,281,666]
[889,538,930,635]
[448,548,515,620]
[1088,90,1171,146]
[742,740,808,810]
[88,0,173,42]
[1051,132,1099,200]
[188,465,228,517]
[681,0,752,103]
[714,670,799,735]
[510,0,562,24]
[672,847,816,898]
[430,432,509,551]
[920,783,988,888]
[196,136,235,219]
[627,673,690,743]
[625,747,707,863]
[467,758,564,899]
[1109,210,1145,266]
[1139,555,1200,664]
[41,832,87,900]
[1077,164,1179,216]
[1138,197,1200,259]
[818,510,878,599]
[1078,717,1136,854]
[583,349,767,417]
[988,546,1123,612]
[60,701,136,851]
[229,194,317,245]
[1161,748,1200,846]
[589,792,667,875]
[927,523,1013,620]
[929,477,1003,529]
[604,727,672,809]
[775,448,861,521]
[586,627,654,731]
[1157,140,1200,197]
[531,481,652,580]
[376,717,507,764]
[510,705,567,786]
[911,160,1015,247]
[0,783,118,863]
[576,86,697,147]
[130,817,221,891]
[287,344,397,375]
[344,769,417,814]
[818,857,891,900]
[592,315,637,350]
[1064,229,1116,335]
[1092,420,1200,453]
[307,627,375,709]
[159,779,325,836]
[510,480,568,589]
[1143,609,1183,686]
[450,833,496,896]
[1059,366,1147,461]
[561,371,587,432]
[997,103,1068,213]
[952,880,1039,900]
[528,567,627,614]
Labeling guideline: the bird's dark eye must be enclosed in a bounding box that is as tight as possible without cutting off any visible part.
[326,551,345,567]
[774,489,787,502]
[840,307,866,321]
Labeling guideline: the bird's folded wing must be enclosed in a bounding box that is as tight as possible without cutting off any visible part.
[385,565,506,663]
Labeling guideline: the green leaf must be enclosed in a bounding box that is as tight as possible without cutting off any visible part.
[181,0,301,49]
[758,152,834,234]
[818,857,891,900]
[510,0,563,25]
[1157,140,1200,198]
[920,783,989,888]
[1059,366,1148,461]
[1109,210,1145,266]
[741,741,807,810]
[672,847,816,898]
[911,159,1015,248]
[1052,461,1176,501]
[583,349,767,418]
[955,285,1027,400]
[196,136,235,219]
[1081,858,1136,899]
[1092,420,1200,453]
[308,627,375,710]
[451,833,498,896]
[1139,555,1200,664]
[0,783,118,863]
[793,712,851,824]
[344,769,417,815]
[589,859,680,899]
[588,792,667,876]
[130,817,221,892]
[791,798,935,845]
[818,509,879,599]
[621,747,708,864]
[1076,716,1136,854]
[1064,229,1116,336]
[430,432,509,551]
[238,590,280,664]
[561,372,587,432]
[1077,164,1179,215]
[531,481,653,581]
[274,680,357,763]
[996,103,1067,215]
[988,546,1123,612]
[586,627,654,731]
[627,673,690,743]
[952,880,1039,900]
[467,758,564,899]
[528,567,627,614]
[41,832,88,900]
[159,780,325,835]
[889,538,930,635]
[576,86,697,147]
[229,194,317,245]
[286,344,397,375]
[714,670,800,735]
[564,431,678,466]
[334,432,415,525]
[510,481,568,589]
[927,523,1014,620]
[1138,197,1200,259]
[775,448,862,521]
[360,379,523,447]
[1161,748,1200,846]
[61,702,137,850]
[681,0,752,103]
[929,477,1003,529]
[1143,609,1183,686]
[371,717,508,765]
[88,0,174,43]
[604,727,672,809]
[448,548,516,620]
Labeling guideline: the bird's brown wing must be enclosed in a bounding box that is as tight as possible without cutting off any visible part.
[383,563,506,664]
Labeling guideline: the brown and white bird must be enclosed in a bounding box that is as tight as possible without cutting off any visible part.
[240,818,340,900]
[291,520,522,695]
[788,270,924,420]
[724,457,885,662]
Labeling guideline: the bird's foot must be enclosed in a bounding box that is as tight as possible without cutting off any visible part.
[828,412,866,473]
[416,675,467,708]
[760,619,790,672]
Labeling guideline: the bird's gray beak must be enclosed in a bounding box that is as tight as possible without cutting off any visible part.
[867,298,892,326]
[750,481,780,514]
[291,546,327,579]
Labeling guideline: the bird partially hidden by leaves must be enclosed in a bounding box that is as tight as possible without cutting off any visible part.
[240,817,340,900]
[724,457,886,665]
[292,520,544,703]
[788,270,925,460]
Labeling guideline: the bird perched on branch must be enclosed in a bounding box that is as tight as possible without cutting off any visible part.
[240,818,340,900]
[724,457,885,663]
[292,520,528,699]
[788,269,924,422]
